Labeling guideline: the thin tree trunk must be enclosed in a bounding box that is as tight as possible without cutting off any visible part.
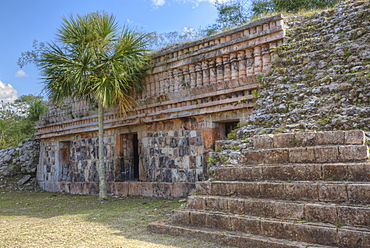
[98,102,107,200]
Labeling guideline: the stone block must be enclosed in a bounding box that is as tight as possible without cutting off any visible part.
[214,167,233,180]
[259,182,284,198]
[338,227,370,248]
[315,146,339,163]
[205,212,230,230]
[338,145,369,162]
[316,131,345,145]
[253,134,273,149]
[128,182,143,196]
[319,183,348,202]
[228,198,245,214]
[304,203,338,224]
[244,199,276,217]
[283,182,318,201]
[195,182,210,195]
[172,209,190,225]
[141,182,154,197]
[113,182,129,195]
[322,164,347,181]
[187,195,206,209]
[261,220,293,239]
[154,183,173,197]
[294,132,316,147]
[346,163,370,181]
[262,148,289,164]
[211,181,233,196]
[262,165,294,180]
[173,182,195,197]
[205,196,228,211]
[292,164,321,180]
[345,130,365,145]
[231,216,261,234]
[275,201,304,219]
[347,184,370,203]
[273,133,295,148]
[337,205,370,226]
[190,210,207,226]
[289,147,315,163]
[290,223,338,245]
[244,149,262,164]
[234,182,260,197]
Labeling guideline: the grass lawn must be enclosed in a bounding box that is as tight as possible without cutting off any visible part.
[0,177,231,248]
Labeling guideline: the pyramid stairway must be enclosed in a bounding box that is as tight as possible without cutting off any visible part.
[148,130,370,247]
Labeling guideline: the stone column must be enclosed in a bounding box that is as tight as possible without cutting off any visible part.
[159,72,164,95]
[238,51,246,78]
[163,72,169,94]
[177,68,183,89]
[230,52,239,80]
[209,60,217,84]
[195,63,203,87]
[262,45,271,72]
[189,64,196,88]
[182,66,190,88]
[173,69,179,92]
[169,70,175,93]
[254,46,262,74]
[246,49,254,75]
[223,55,231,81]
[202,61,210,86]
[216,57,224,83]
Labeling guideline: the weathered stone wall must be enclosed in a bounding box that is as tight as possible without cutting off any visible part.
[0,138,40,178]
[238,0,370,139]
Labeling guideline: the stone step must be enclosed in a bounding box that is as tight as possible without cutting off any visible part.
[171,209,370,247]
[187,195,370,227]
[240,145,369,164]
[148,219,335,248]
[213,163,370,182]
[251,130,365,149]
[196,181,370,203]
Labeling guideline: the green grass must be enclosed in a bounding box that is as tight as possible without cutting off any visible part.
[0,177,232,248]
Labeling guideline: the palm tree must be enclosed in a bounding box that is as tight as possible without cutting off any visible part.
[38,12,149,200]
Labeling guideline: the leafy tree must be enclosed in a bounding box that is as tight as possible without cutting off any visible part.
[32,12,149,200]
[251,0,340,16]
[203,0,251,36]
[0,94,46,149]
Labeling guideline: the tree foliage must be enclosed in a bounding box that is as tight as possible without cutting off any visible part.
[251,0,341,16]
[0,95,47,149]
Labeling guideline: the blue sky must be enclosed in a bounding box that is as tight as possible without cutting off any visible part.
[0,0,220,102]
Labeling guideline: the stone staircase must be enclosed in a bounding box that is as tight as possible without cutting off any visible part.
[148,130,370,247]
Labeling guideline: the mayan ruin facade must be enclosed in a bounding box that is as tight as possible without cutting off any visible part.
[35,14,285,197]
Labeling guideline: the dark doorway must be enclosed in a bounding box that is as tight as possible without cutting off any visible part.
[225,122,238,137]
[58,141,71,181]
[116,133,140,182]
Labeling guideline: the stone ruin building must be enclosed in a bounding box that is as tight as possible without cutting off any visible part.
[35,0,370,246]
[35,14,285,197]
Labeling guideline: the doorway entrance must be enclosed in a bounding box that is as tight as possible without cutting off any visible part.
[116,133,139,181]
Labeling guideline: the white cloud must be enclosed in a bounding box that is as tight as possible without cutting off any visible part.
[152,0,166,6]
[15,70,28,78]
[0,80,18,103]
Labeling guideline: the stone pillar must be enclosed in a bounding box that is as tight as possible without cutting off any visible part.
[262,45,271,72]
[159,72,164,95]
[238,51,246,78]
[230,52,239,80]
[149,74,155,96]
[202,61,210,85]
[246,49,254,75]
[173,69,179,92]
[177,68,183,89]
[195,63,203,87]
[163,72,169,94]
[223,55,231,81]
[209,60,217,84]
[216,57,224,83]
[183,66,190,88]
[169,70,175,93]
[154,74,160,95]
[189,64,196,88]
[254,46,263,74]
[269,42,278,61]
